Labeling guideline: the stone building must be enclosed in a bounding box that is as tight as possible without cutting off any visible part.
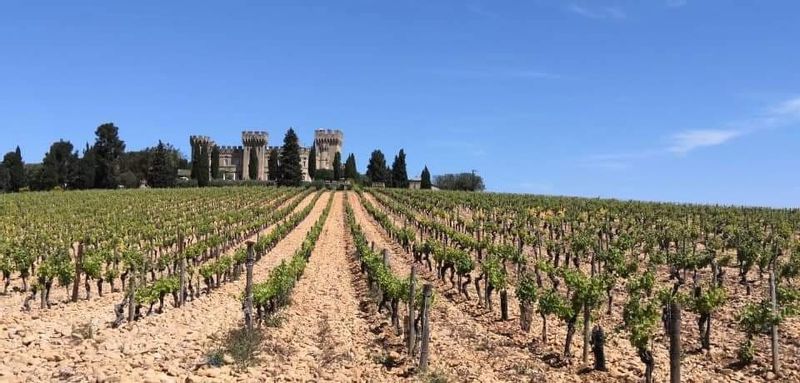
[189,129,344,182]
[313,129,344,171]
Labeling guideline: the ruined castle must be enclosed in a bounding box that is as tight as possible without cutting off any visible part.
[189,129,343,181]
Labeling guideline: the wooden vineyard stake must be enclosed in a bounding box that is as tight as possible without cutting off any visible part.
[419,283,433,372]
[669,301,681,383]
[407,266,417,356]
[244,241,256,330]
[178,232,186,307]
[72,242,83,303]
[127,274,136,322]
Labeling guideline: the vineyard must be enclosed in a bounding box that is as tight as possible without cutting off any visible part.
[1,186,799,382]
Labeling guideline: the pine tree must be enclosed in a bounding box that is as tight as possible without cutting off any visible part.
[366,150,389,184]
[93,123,125,188]
[268,148,279,181]
[248,148,259,180]
[197,145,210,187]
[278,128,303,186]
[391,149,408,188]
[421,166,432,189]
[147,140,176,188]
[333,151,342,180]
[308,144,316,180]
[344,153,358,179]
[2,146,25,192]
[210,145,220,179]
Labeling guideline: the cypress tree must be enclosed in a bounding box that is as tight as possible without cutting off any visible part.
[391,149,408,188]
[72,144,96,189]
[197,145,210,187]
[278,128,303,186]
[147,140,176,188]
[190,141,198,179]
[421,166,432,189]
[268,148,279,181]
[344,153,358,179]
[248,148,259,180]
[210,145,220,179]
[366,150,390,184]
[333,151,342,180]
[2,146,25,192]
[308,144,316,180]
[92,123,125,189]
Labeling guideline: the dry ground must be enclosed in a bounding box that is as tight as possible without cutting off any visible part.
[0,190,798,383]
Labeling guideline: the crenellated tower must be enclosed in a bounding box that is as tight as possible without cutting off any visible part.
[241,131,268,180]
[189,135,215,177]
[313,129,344,171]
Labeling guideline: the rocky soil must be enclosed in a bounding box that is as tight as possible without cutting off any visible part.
[0,192,322,382]
[362,191,800,383]
[1,189,798,383]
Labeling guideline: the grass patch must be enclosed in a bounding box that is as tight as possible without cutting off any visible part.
[207,327,264,371]
[264,313,285,328]
[422,369,449,383]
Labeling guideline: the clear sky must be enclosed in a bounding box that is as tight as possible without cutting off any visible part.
[1,1,798,207]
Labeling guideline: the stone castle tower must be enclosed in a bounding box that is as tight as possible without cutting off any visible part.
[241,131,268,180]
[190,129,342,182]
[190,131,269,181]
[313,129,344,171]
[189,134,215,172]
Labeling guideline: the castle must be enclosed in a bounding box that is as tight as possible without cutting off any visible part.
[189,129,343,181]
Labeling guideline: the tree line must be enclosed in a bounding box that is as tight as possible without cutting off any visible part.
[2,124,485,192]
[0,123,184,192]
[363,148,484,191]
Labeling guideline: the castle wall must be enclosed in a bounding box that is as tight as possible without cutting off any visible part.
[191,129,341,182]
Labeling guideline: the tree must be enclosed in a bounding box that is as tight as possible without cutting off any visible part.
[118,150,150,183]
[366,150,390,184]
[434,172,485,191]
[147,141,176,188]
[314,169,334,181]
[93,123,125,188]
[332,151,342,180]
[248,148,259,180]
[210,146,220,179]
[40,140,79,190]
[391,149,408,188]
[2,146,26,192]
[308,144,316,180]
[196,144,210,187]
[26,164,47,191]
[267,148,279,181]
[72,144,96,190]
[0,165,7,191]
[190,141,198,179]
[421,166,432,189]
[278,128,302,186]
[344,153,358,179]
[117,171,139,188]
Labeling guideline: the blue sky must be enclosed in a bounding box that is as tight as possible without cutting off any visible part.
[1,1,799,207]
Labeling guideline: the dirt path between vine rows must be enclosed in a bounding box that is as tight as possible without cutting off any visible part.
[234,191,395,382]
[0,191,326,382]
[349,191,543,382]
